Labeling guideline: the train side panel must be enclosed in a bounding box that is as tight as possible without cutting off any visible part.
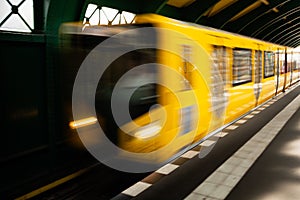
[118,14,294,162]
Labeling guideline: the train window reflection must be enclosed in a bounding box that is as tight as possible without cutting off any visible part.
[232,48,252,85]
[264,51,275,78]
[95,49,158,144]
[211,46,228,116]
[254,50,262,83]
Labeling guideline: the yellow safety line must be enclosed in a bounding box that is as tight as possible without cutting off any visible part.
[15,163,99,200]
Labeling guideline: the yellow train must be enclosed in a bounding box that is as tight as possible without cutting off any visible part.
[64,14,300,167]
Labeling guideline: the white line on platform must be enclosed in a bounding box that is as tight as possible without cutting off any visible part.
[251,110,260,114]
[185,94,300,200]
[200,140,216,147]
[216,132,229,138]
[122,181,152,197]
[155,163,179,175]
[225,125,238,130]
[181,150,199,159]
[236,119,247,124]
[243,114,254,119]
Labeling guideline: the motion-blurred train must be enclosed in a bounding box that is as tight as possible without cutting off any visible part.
[61,14,300,165]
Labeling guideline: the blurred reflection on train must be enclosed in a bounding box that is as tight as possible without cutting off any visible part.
[61,14,300,165]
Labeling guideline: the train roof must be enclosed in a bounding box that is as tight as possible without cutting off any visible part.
[135,14,288,50]
[60,14,289,50]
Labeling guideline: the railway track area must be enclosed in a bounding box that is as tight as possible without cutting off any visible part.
[22,84,299,200]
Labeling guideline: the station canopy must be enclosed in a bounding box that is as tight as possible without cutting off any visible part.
[90,0,300,47]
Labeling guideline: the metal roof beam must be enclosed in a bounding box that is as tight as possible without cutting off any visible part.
[252,7,300,37]
[284,35,300,47]
[261,14,300,41]
[273,26,300,44]
[274,26,300,45]
[222,0,285,32]
[206,0,257,28]
[86,0,141,13]
[235,1,300,39]
[181,0,220,23]
[139,0,168,13]
[291,38,300,48]
[156,4,182,19]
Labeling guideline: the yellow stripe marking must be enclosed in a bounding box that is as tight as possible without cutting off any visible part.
[15,164,98,200]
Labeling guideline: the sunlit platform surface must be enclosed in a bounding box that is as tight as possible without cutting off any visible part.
[225,92,300,200]
[186,86,300,200]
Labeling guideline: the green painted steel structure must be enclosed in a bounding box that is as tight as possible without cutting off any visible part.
[1,0,299,198]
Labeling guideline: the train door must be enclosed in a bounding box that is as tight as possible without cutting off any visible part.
[182,44,193,89]
[277,49,286,93]
[289,51,293,86]
[254,49,262,106]
[211,45,228,118]
[283,48,288,92]
[275,49,280,95]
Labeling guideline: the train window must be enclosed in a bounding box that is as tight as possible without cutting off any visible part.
[96,49,158,119]
[0,0,34,32]
[212,46,228,85]
[264,51,275,78]
[292,61,298,70]
[232,48,252,86]
[180,45,193,90]
[278,52,286,74]
[211,46,228,116]
[293,52,300,70]
[254,50,262,83]
[287,53,292,72]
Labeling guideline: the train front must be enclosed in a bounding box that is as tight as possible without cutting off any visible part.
[61,19,201,172]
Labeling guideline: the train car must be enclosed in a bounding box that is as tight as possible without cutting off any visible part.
[62,14,300,167]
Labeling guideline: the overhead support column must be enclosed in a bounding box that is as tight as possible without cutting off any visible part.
[33,0,45,33]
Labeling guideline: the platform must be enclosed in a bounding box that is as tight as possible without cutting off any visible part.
[225,90,300,200]
[113,83,300,200]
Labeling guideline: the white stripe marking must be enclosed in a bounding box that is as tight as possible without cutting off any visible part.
[260,105,269,108]
[200,140,216,147]
[185,94,300,200]
[225,125,238,130]
[181,150,199,159]
[236,119,247,124]
[243,114,254,119]
[216,132,229,138]
[156,163,179,175]
[122,182,152,197]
